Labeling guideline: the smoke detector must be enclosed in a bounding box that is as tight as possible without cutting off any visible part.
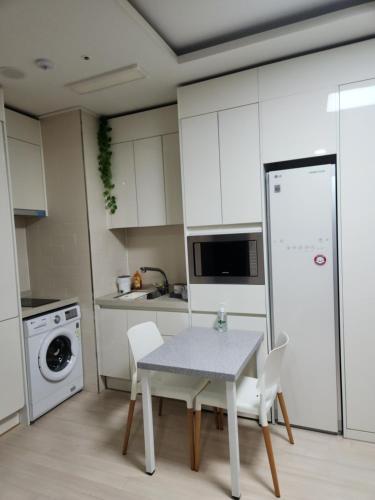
[34,58,55,70]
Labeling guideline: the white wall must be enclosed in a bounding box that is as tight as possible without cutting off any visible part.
[126,224,186,285]
[14,216,30,292]
[26,110,98,392]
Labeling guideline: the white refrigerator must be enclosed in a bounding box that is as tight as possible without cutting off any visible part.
[267,163,341,433]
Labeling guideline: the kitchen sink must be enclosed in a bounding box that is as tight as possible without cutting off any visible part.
[146,289,167,300]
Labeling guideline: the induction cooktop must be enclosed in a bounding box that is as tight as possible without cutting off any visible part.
[21,298,58,308]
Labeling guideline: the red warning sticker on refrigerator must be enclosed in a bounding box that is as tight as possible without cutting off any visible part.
[314,254,327,266]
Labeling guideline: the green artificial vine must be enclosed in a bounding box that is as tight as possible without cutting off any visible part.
[97,117,117,214]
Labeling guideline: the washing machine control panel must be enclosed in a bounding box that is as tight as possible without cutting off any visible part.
[23,305,81,338]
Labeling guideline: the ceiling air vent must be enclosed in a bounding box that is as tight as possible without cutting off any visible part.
[66,64,147,94]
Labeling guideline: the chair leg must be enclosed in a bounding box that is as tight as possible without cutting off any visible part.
[158,397,163,417]
[194,410,202,472]
[187,408,195,471]
[262,426,281,498]
[277,392,294,445]
[122,399,136,455]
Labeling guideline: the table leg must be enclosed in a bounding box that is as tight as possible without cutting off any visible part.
[141,370,155,475]
[226,381,240,499]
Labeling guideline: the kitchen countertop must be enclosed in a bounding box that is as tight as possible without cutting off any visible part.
[95,290,188,313]
[22,296,79,319]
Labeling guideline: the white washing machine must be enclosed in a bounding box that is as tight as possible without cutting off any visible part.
[23,304,83,421]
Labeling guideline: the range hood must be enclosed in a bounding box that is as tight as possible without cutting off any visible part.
[14,208,46,217]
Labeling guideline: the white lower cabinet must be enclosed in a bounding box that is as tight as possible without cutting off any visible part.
[191,313,268,376]
[98,308,130,380]
[98,308,189,379]
[0,318,25,421]
[156,311,189,336]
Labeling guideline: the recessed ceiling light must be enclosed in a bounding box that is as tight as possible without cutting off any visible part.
[65,64,147,94]
[0,67,26,79]
[34,58,55,70]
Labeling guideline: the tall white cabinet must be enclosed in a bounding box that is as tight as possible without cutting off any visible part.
[178,70,262,228]
[0,92,25,433]
[340,79,375,441]
[0,128,19,321]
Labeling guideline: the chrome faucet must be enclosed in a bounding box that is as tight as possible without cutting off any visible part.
[140,267,169,294]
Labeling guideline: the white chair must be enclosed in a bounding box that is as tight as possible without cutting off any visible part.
[194,332,294,498]
[122,321,208,470]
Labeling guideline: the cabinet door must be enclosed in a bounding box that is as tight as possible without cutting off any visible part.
[0,128,18,322]
[108,141,138,228]
[127,310,157,329]
[156,311,189,336]
[180,113,222,227]
[219,105,262,224]
[0,318,25,420]
[261,88,338,163]
[5,109,41,146]
[134,136,166,227]
[340,80,375,434]
[98,308,130,379]
[7,138,45,211]
[162,133,183,225]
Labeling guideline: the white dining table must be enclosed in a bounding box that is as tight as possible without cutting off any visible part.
[137,326,264,499]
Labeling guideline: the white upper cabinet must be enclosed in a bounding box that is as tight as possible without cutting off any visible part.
[108,105,182,229]
[260,88,338,164]
[219,104,261,224]
[178,69,258,118]
[134,136,166,227]
[7,139,45,211]
[162,133,183,225]
[340,79,375,436]
[180,106,263,227]
[180,113,222,227]
[0,124,18,322]
[108,142,138,229]
[5,109,47,213]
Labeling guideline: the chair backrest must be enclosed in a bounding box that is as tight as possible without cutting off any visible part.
[256,332,289,407]
[127,321,164,381]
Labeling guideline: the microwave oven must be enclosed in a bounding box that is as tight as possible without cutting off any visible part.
[187,233,264,285]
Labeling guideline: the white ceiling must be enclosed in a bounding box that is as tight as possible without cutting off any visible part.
[0,0,374,117]
[129,0,369,54]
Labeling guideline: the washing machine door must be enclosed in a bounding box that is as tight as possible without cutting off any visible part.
[38,328,79,382]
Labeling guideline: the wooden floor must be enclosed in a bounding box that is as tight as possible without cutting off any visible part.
[0,390,374,500]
